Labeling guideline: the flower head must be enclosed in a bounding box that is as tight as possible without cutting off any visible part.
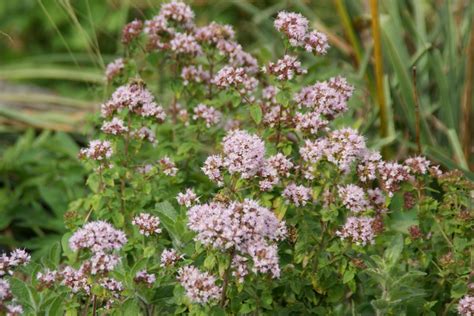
[458,295,474,316]
[337,216,376,246]
[69,221,127,253]
[177,266,221,304]
[79,140,113,161]
[221,129,265,179]
[274,11,308,46]
[338,184,370,213]
[132,213,162,236]
[264,55,306,81]
[283,183,312,206]
[161,248,184,267]
[105,58,125,81]
[176,188,199,207]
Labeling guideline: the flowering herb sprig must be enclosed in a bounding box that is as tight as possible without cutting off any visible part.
[14,1,474,315]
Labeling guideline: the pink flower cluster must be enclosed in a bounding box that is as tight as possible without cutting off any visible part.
[195,22,234,44]
[99,277,124,299]
[0,249,30,277]
[300,128,367,173]
[160,248,184,267]
[458,295,474,316]
[264,55,307,81]
[187,199,286,278]
[61,266,91,294]
[177,265,221,304]
[259,153,294,191]
[338,184,370,213]
[193,104,222,127]
[294,76,354,119]
[37,269,59,289]
[181,65,209,85]
[0,279,23,315]
[176,188,199,207]
[283,183,312,206]
[134,270,156,287]
[122,19,143,44]
[105,58,125,81]
[222,130,265,178]
[336,216,376,246]
[101,117,128,135]
[212,66,258,97]
[274,11,329,55]
[170,33,202,56]
[69,221,127,253]
[79,140,113,161]
[203,130,265,183]
[159,156,178,176]
[293,111,328,134]
[132,213,162,236]
[100,82,166,122]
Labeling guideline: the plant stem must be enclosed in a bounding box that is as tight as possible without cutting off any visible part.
[92,295,97,316]
[412,67,422,154]
[220,249,235,307]
[370,0,389,153]
[461,24,474,170]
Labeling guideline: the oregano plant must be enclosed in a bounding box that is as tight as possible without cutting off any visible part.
[2,1,473,315]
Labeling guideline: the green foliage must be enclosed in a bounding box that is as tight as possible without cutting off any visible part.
[0,130,86,255]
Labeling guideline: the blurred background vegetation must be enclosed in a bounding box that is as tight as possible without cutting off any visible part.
[0,0,473,254]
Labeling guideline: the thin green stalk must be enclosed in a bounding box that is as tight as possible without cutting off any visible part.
[333,0,363,65]
[370,0,389,147]
[412,67,422,154]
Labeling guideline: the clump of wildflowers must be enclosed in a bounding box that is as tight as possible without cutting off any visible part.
[193,104,222,127]
[159,156,178,176]
[105,58,125,81]
[338,184,370,213]
[336,216,376,246]
[458,295,474,316]
[132,213,162,236]
[187,199,286,278]
[69,221,127,253]
[122,19,143,44]
[134,270,156,287]
[79,140,113,161]
[101,117,128,135]
[264,55,307,80]
[283,183,312,206]
[177,266,221,304]
[176,188,199,207]
[161,249,184,267]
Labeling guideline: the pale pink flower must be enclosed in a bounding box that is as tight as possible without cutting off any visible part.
[101,117,128,135]
[177,266,221,304]
[134,270,156,287]
[338,184,370,213]
[132,213,162,236]
[69,221,126,253]
[337,216,376,246]
[274,11,309,46]
[105,58,125,81]
[193,104,222,127]
[176,188,199,207]
[283,183,312,206]
[458,295,474,316]
[264,55,306,80]
[160,248,184,267]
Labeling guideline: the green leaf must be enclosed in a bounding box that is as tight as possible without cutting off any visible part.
[249,104,262,124]
[342,269,355,284]
[385,234,404,266]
